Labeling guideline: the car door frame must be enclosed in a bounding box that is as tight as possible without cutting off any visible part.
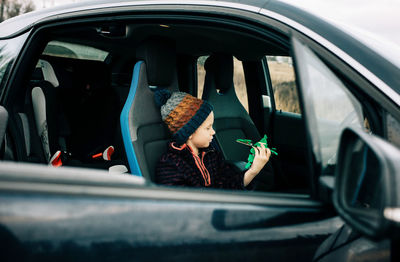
[0,161,340,261]
[259,56,310,193]
[289,30,400,201]
[0,5,345,261]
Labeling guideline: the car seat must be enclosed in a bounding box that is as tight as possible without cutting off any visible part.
[202,54,262,161]
[30,58,123,169]
[202,53,274,190]
[59,59,119,162]
[120,37,178,180]
[6,60,62,164]
[30,60,66,162]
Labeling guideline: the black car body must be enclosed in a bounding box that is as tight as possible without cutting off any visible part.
[0,0,399,261]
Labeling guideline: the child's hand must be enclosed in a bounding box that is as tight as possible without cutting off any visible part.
[249,143,271,175]
[243,143,271,186]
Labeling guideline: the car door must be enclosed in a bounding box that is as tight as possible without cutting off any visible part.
[0,160,342,262]
[261,56,309,193]
[240,57,309,193]
[313,126,400,262]
[290,33,400,262]
[0,5,344,262]
[290,35,378,200]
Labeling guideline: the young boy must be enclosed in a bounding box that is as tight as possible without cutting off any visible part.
[154,89,270,189]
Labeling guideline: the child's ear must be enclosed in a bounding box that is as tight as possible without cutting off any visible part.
[188,135,193,141]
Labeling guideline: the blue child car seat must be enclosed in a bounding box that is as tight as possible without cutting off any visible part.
[120,37,178,179]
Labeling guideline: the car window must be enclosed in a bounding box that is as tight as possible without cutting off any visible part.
[4,16,377,198]
[386,113,400,148]
[266,56,300,114]
[197,56,207,98]
[197,55,248,112]
[42,41,109,61]
[292,38,364,171]
[0,32,29,98]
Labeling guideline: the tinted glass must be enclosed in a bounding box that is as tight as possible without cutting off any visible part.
[0,32,29,97]
[293,39,364,170]
[43,41,108,61]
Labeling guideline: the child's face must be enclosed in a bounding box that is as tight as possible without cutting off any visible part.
[187,111,215,150]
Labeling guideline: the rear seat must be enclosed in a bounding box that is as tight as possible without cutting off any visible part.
[45,56,125,168]
[15,56,127,170]
[5,60,57,163]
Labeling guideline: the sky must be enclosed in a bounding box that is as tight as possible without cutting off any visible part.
[281,0,400,66]
[32,0,83,10]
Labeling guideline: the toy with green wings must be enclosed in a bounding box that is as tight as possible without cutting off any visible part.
[236,134,278,169]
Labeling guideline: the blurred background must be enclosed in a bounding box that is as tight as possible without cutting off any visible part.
[0,0,86,22]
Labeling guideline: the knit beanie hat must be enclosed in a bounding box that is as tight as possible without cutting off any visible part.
[154,89,213,144]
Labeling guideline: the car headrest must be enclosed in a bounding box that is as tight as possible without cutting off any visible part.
[37,59,59,87]
[136,37,176,87]
[204,54,233,94]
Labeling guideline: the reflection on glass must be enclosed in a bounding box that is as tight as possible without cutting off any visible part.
[0,32,29,94]
[300,45,364,169]
[346,141,382,211]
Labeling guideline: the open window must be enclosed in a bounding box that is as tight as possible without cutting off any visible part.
[0,7,349,261]
[1,12,321,197]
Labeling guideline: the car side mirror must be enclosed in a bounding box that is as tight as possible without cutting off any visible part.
[333,127,400,240]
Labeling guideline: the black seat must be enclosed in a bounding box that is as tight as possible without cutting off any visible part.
[5,59,63,164]
[30,57,122,168]
[59,60,120,162]
[202,53,274,190]
[7,83,49,164]
[120,37,178,180]
[202,54,261,161]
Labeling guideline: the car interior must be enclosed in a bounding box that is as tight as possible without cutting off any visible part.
[2,8,399,262]
[1,15,383,196]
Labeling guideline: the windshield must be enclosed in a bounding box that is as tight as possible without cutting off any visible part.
[0,32,29,99]
[43,41,109,61]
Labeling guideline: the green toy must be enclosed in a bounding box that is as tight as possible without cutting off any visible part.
[236,135,278,169]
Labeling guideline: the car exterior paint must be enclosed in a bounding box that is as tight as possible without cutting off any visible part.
[0,1,398,261]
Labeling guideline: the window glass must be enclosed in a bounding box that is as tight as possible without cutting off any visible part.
[233,57,248,112]
[43,41,109,61]
[293,39,364,169]
[266,56,300,114]
[386,113,400,148]
[197,56,248,112]
[197,56,207,98]
[0,32,29,97]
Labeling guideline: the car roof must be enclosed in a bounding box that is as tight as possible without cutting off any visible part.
[1,0,399,96]
[0,0,266,38]
[2,0,398,61]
